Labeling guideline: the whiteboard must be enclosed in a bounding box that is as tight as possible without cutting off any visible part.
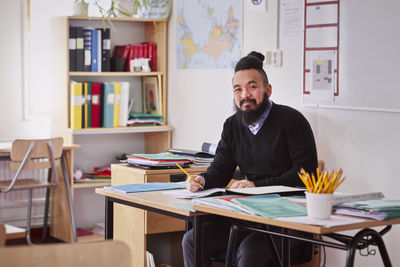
[303,1,400,112]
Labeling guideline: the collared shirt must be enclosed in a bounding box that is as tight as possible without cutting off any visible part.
[247,100,273,135]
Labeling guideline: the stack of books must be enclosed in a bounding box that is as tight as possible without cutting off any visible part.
[128,112,163,126]
[126,152,192,168]
[333,198,400,220]
[166,143,216,168]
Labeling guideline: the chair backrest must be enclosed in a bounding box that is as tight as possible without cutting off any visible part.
[9,137,63,171]
[0,240,131,267]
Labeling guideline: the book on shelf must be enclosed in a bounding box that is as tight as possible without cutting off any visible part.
[91,82,101,127]
[127,112,163,126]
[102,83,115,128]
[99,27,111,72]
[70,81,82,130]
[84,82,92,128]
[75,26,84,71]
[142,76,161,115]
[90,29,101,72]
[113,82,121,127]
[69,26,77,71]
[119,82,130,127]
[83,27,92,72]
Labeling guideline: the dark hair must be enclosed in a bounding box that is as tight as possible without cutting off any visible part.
[234,51,269,85]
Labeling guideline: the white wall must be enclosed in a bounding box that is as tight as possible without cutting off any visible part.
[168,1,400,266]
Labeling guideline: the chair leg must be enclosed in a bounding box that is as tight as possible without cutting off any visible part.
[61,154,77,242]
[41,187,51,242]
[26,189,33,245]
[41,169,53,242]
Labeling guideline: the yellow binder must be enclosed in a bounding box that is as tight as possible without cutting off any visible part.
[113,82,121,128]
[70,81,82,130]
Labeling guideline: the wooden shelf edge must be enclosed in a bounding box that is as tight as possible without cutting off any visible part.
[73,182,111,189]
[69,71,164,77]
[68,16,168,23]
[69,125,173,135]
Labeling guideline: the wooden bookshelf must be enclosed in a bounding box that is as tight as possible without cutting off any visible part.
[53,16,171,243]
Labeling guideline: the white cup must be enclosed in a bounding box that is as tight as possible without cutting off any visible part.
[305,192,334,220]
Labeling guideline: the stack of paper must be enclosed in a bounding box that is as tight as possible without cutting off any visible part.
[333,198,400,220]
[126,152,192,167]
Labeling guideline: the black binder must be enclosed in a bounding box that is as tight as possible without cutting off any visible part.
[69,26,77,71]
[75,27,84,71]
[99,28,111,72]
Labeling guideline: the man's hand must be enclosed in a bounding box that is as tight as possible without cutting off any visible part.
[186,175,205,192]
[229,179,255,189]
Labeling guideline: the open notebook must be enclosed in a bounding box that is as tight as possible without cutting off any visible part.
[162,185,305,199]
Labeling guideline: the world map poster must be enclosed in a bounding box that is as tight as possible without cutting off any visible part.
[176,0,242,69]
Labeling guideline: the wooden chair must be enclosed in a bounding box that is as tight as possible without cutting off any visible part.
[0,240,131,267]
[0,138,77,244]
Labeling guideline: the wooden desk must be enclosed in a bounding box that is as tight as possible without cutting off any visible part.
[98,164,207,267]
[193,203,400,267]
[0,141,81,242]
[96,188,206,267]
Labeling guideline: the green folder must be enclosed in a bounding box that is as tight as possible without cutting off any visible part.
[231,194,307,218]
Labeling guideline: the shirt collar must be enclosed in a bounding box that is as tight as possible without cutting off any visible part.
[247,99,273,135]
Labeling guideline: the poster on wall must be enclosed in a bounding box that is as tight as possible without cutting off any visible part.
[304,50,336,104]
[176,0,242,69]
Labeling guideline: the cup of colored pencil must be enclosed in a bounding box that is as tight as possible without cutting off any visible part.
[298,168,345,219]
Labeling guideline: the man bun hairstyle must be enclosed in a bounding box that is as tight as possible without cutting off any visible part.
[234,51,269,85]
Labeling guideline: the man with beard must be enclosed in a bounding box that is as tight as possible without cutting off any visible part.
[182,51,318,267]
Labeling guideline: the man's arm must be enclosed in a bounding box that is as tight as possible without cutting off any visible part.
[201,121,238,189]
[253,113,318,187]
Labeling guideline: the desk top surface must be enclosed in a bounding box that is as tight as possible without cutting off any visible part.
[193,203,400,235]
[96,186,400,235]
[0,142,81,153]
[96,187,203,217]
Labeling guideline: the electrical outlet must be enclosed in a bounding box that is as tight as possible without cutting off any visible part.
[265,51,272,65]
[273,50,283,67]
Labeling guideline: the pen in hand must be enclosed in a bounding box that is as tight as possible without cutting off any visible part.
[176,163,204,189]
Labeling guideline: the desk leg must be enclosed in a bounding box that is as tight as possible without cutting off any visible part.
[193,216,202,267]
[281,229,291,267]
[346,228,392,267]
[105,197,113,239]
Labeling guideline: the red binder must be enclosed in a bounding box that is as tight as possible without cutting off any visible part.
[91,82,101,127]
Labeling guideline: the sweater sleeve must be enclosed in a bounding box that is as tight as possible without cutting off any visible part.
[253,111,318,187]
[202,120,238,189]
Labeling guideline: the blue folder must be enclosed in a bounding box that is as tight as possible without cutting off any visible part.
[105,182,185,194]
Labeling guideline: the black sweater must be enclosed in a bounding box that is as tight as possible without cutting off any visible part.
[203,103,318,189]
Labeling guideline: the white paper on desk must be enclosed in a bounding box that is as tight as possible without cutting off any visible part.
[276,215,367,228]
[227,186,305,195]
[163,188,226,199]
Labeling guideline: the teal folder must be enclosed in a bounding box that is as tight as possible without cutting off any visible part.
[231,194,307,218]
[105,182,185,194]
[102,82,114,128]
